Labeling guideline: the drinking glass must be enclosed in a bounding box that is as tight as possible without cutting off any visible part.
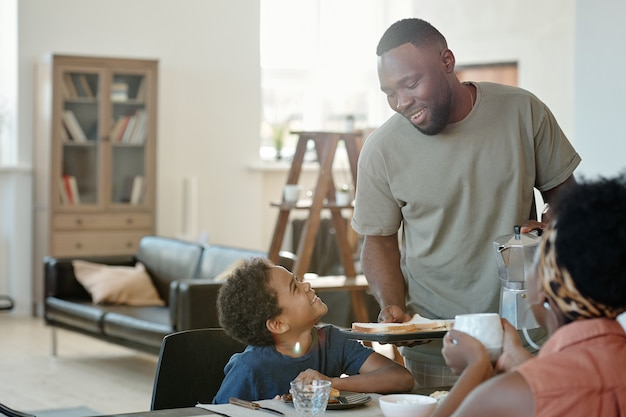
[290,380,331,417]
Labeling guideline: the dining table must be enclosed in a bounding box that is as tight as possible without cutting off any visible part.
[92,387,450,417]
[93,394,385,416]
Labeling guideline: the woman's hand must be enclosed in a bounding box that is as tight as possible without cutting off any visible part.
[442,329,491,375]
[494,319,532,373]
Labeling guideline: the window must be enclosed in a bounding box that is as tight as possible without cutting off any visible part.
[260,1,518,161]
[260,0,410,160]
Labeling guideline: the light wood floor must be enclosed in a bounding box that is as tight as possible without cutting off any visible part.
[0,316,158,415]
[0,316,399,416]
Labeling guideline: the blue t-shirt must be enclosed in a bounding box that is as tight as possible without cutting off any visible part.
[213,325,373,403]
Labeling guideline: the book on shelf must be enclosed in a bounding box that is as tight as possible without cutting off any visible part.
[135,78,146,101]
[61,110,87,142]
[77,74,94,98]
[60,124,70,142]
[61,175,80,205]
[128,109,147,144]
[109,116,128,142]
[71,74,88,98]
[111,82,129,102]
[63,73,78,98]
[59,177,71,205]
[68,175,80,204]
[121,111,138,143]
[130,175,144,205]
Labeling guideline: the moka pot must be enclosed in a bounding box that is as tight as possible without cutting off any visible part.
[493,225,541,330]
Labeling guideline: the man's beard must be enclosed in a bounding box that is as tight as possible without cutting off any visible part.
[411,87,452,136]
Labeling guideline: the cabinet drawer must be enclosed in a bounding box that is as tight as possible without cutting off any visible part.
[51,230,150,257]
[53,213,153,230]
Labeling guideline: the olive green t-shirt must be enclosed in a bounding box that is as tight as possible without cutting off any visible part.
[352,82,580,364]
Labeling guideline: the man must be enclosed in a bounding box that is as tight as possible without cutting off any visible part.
[351,18,580,388]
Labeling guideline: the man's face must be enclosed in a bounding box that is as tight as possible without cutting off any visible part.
[378,43,453,136]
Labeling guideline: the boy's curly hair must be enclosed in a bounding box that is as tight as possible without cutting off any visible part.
[217,257,282,346]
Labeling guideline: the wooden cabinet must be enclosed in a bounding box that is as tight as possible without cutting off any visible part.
[33,54,158,313]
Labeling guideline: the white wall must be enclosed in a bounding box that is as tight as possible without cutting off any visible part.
[18,0,264,248]
[407,1,575,140]
[5,0,617,314]
[574,0,626,178]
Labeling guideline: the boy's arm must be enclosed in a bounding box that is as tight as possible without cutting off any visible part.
[331,352,414,393]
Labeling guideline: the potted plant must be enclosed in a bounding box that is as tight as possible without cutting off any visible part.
[272,123,285,160]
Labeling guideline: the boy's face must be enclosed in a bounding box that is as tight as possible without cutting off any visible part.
[268,266,328,330]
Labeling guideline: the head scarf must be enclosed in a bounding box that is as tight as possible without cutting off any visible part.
[536,224,625,321]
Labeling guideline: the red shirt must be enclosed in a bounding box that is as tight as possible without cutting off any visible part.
[516,318,626,417]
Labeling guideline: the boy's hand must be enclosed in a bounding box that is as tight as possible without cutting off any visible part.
[293,368,329,382]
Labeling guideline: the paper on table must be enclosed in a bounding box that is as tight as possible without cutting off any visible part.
[197,395,384,417]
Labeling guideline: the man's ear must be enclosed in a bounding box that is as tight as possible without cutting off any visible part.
[266,317,289,335]
[440,48,456,73]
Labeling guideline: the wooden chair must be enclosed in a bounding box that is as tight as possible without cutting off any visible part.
[150,328,246,410]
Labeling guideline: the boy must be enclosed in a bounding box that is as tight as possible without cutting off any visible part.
[213,257,414,403]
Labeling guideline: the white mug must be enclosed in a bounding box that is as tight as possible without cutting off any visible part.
[453,313,503,362]
[283,184,301,203]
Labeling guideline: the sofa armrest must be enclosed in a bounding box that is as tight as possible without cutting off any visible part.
[44,255,136,300]
[170,279,223,330]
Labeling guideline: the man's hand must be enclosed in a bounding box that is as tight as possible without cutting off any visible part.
[378,305,430,347]
[378,305,411,323]
[519,220,545,234]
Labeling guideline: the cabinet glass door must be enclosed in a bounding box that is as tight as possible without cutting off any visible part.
[109,72,148,206]
[59,69,100,206]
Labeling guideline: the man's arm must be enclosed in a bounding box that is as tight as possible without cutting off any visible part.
[521,174,577,232]
[361,234,410,323]
[540,174,577,221]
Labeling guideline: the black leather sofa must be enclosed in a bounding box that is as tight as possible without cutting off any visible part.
[43,235,294,355]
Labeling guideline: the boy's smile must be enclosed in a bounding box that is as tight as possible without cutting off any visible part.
[269,266,328,329]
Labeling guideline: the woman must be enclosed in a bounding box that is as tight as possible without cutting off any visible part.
[433,175,626,417]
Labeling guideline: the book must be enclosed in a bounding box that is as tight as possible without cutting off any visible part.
[135,77,146,101]
[63,73,78,98]
[109,116,127,142]
[62,175,74,205]
[121,112,138,143]
[60,124,70,142]
[130,176,144,205]
[78,74,94,98]
[133,111,147,144]
[59,177,70,205]
[71,74,88,97]
[128,109,146,143]
[111,82,129,102]
[68,175,81,204]
[62,110,87,142]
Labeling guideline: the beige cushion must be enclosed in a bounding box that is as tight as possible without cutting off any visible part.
[72,260,165,306]
[212,258,246,282]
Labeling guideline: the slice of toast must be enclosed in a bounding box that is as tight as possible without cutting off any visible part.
[352,314,452,334]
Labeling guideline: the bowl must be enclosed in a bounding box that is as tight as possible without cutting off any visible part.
[379,394,438,417]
